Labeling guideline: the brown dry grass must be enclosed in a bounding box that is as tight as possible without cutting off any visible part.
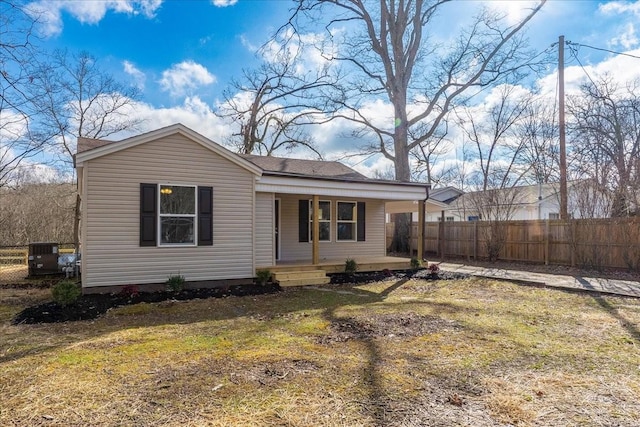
[1,277,639,426]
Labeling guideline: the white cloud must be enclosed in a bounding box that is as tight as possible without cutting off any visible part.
[118,97,229,144]
[123,60,146,90]
[240,34,259,52]
[610,23,639,49]
[599,1,640,16]
[211,0,238,7]
[259,27,340,74]
[159,61,216,97]
[25,0,163,37]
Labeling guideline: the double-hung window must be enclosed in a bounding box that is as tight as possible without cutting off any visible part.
[140,183,213,247]
[309,200,331,242]
[298,199,366,243]
[337,201,357,241]
[159,185,196,245]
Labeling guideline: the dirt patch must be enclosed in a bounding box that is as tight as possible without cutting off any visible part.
[320,312,460,344]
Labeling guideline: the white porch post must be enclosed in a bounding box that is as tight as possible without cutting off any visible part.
[312,195,319,265]
[418,199,425,260]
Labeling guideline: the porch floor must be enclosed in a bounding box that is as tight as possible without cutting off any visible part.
[265,255,413,274]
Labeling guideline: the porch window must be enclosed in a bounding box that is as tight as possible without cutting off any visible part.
[310,200,331,242]
[337,201,357,241]
[160,185,196,245]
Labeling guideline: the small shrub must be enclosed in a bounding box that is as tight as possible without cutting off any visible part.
[51,280,81,306]
[410,257,422,269]
[256,269,272,285]
[166,274,185,292]
[345,258,358,274]
[119,285,140,298]
[428,263,440,276]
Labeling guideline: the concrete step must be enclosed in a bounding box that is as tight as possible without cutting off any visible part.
[277,276,331,287]
[272,270,327,281]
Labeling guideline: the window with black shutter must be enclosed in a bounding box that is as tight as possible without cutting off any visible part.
[140,184,213,247]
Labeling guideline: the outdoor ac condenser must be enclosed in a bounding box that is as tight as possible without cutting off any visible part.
[28,242,59,276]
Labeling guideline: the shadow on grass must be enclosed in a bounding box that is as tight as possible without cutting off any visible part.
[318,277,411,424]
[573,277,640,343]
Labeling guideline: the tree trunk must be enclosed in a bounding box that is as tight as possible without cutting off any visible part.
[389,109,412,254]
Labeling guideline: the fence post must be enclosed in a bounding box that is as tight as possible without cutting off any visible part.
[473,221,478,260]
[439,210,445,261]
[544,219,549,265]
[570,220,576,267]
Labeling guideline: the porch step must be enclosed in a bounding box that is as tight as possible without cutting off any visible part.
[273,269,330,287]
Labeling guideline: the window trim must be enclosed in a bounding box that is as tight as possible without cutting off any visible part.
[308,199,331,243]
[336,200,357,242]
[158,184,198,247]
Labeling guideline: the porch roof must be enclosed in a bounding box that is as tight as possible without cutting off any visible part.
[255,174,428,201]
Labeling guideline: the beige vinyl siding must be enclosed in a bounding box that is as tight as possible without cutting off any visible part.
[278,194,385,262]
[255,192,274,267]
[82,134,255,288]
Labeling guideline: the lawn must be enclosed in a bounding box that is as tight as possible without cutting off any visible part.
[1,277,639,426]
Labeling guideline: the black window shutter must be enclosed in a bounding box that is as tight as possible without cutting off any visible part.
[298,199,309,242]
[357,202,366,241]
[198,186,213,246]
[140,183,157,246]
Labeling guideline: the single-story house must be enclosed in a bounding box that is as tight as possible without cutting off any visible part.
[75,124,430,292]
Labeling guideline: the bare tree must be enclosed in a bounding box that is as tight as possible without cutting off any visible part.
[28,50,142,171]
[280,0,546,253]
[516,97,560,184]
[218,40,340,157]
[452,84,534,260]
[26,50,143,253]
[0,181,75,246]
[0,0,46,187]
[568,76,640,217]
[456,84,533,192]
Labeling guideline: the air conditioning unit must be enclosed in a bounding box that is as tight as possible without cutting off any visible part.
[28,242,59,276]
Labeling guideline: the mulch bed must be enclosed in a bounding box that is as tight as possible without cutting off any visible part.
[328,268,467,284]
[12,269,469,325]
[12,283,280,325]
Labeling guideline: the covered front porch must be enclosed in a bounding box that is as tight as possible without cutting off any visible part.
[253,168,429,286]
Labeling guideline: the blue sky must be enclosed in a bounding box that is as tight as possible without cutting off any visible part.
[17,0,640,177]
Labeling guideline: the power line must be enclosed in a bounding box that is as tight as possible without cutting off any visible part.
[566,41,640,60]
[566,44,600,89]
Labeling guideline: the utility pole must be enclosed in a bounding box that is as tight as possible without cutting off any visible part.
[558,35,568,219]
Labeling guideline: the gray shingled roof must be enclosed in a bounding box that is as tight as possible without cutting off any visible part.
[77,137,113,153]
[240,154,372,181]
[76,134,418,185]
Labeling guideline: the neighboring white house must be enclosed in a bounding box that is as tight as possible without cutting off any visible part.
[75,124,429,292]
[387,182,609,223]
[445,182,601,221]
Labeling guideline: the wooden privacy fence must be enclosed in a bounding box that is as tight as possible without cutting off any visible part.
[387,218,640,270]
